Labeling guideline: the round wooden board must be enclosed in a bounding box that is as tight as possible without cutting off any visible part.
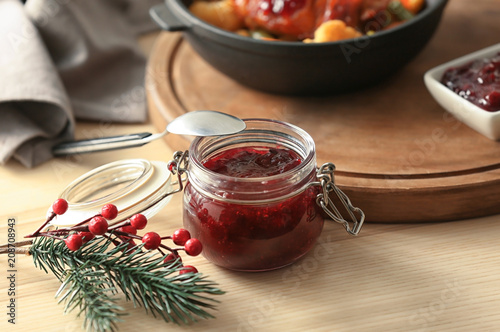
[146,0,500,223]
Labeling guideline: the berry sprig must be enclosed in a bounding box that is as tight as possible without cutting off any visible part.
[26,198,203,274]
[2,182,223,331]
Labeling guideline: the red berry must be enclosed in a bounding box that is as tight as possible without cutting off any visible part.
[101,204,118,220]
[142,232,161,250]
[184,238,202,256]
[78,231,95,244]
[179,265,198,275]
[52,198,68,215]
[164,252,182,264]
[65,234,83,251]
[88,216,108,235]
[130,214,147,230]
[118,225,137,235]
[172,228,191,245]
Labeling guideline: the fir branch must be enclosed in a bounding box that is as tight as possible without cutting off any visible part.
[30,236,224,329]
[31,235,71,280]
[56,266,125,332]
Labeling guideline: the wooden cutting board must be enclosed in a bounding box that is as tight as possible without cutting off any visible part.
[146,0,500,222]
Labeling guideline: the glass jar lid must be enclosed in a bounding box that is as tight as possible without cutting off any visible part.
[49,159,173,227]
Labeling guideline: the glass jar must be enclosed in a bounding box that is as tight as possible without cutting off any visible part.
[182,119,324,271]
[52,117,364,272]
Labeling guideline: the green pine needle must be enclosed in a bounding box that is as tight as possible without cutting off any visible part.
[30,236,224,331]
[56,266,125,332]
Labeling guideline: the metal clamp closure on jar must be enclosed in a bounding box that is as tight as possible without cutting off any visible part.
[312,163,365,236]
[168,150,365,236]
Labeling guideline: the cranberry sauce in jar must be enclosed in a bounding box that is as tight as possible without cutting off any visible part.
[441,52,500,112]
[183,119,323,271]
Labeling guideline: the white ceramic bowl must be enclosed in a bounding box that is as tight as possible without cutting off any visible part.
[424,43,500,140]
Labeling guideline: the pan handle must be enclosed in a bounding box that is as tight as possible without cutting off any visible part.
[149,3,191,32]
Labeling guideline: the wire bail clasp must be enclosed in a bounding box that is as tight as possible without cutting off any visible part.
[167,150,190,194]
[315,163,365,236]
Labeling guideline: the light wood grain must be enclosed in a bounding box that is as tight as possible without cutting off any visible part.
[2,1,500,331]
[2,183,500,331]
[146,0,500,223]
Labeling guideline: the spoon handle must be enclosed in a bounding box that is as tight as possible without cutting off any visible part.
[52,132,153,156]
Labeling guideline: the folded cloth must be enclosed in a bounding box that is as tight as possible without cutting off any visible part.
[0,0,161,167]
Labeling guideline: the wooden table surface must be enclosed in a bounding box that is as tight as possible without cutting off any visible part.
[2,2,500,331]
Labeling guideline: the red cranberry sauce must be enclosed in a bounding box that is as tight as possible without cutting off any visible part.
[202,146,302,177]
[183,146,323,271]
[441,52,500,112]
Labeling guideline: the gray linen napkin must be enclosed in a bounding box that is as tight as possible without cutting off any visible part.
[0,0,161,167]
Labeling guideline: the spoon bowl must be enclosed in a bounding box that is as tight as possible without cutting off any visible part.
[166,110,246,136]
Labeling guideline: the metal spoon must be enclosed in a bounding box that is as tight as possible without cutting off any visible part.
[52,110,246,156]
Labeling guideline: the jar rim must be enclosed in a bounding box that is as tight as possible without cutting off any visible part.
[189,118,316,184]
